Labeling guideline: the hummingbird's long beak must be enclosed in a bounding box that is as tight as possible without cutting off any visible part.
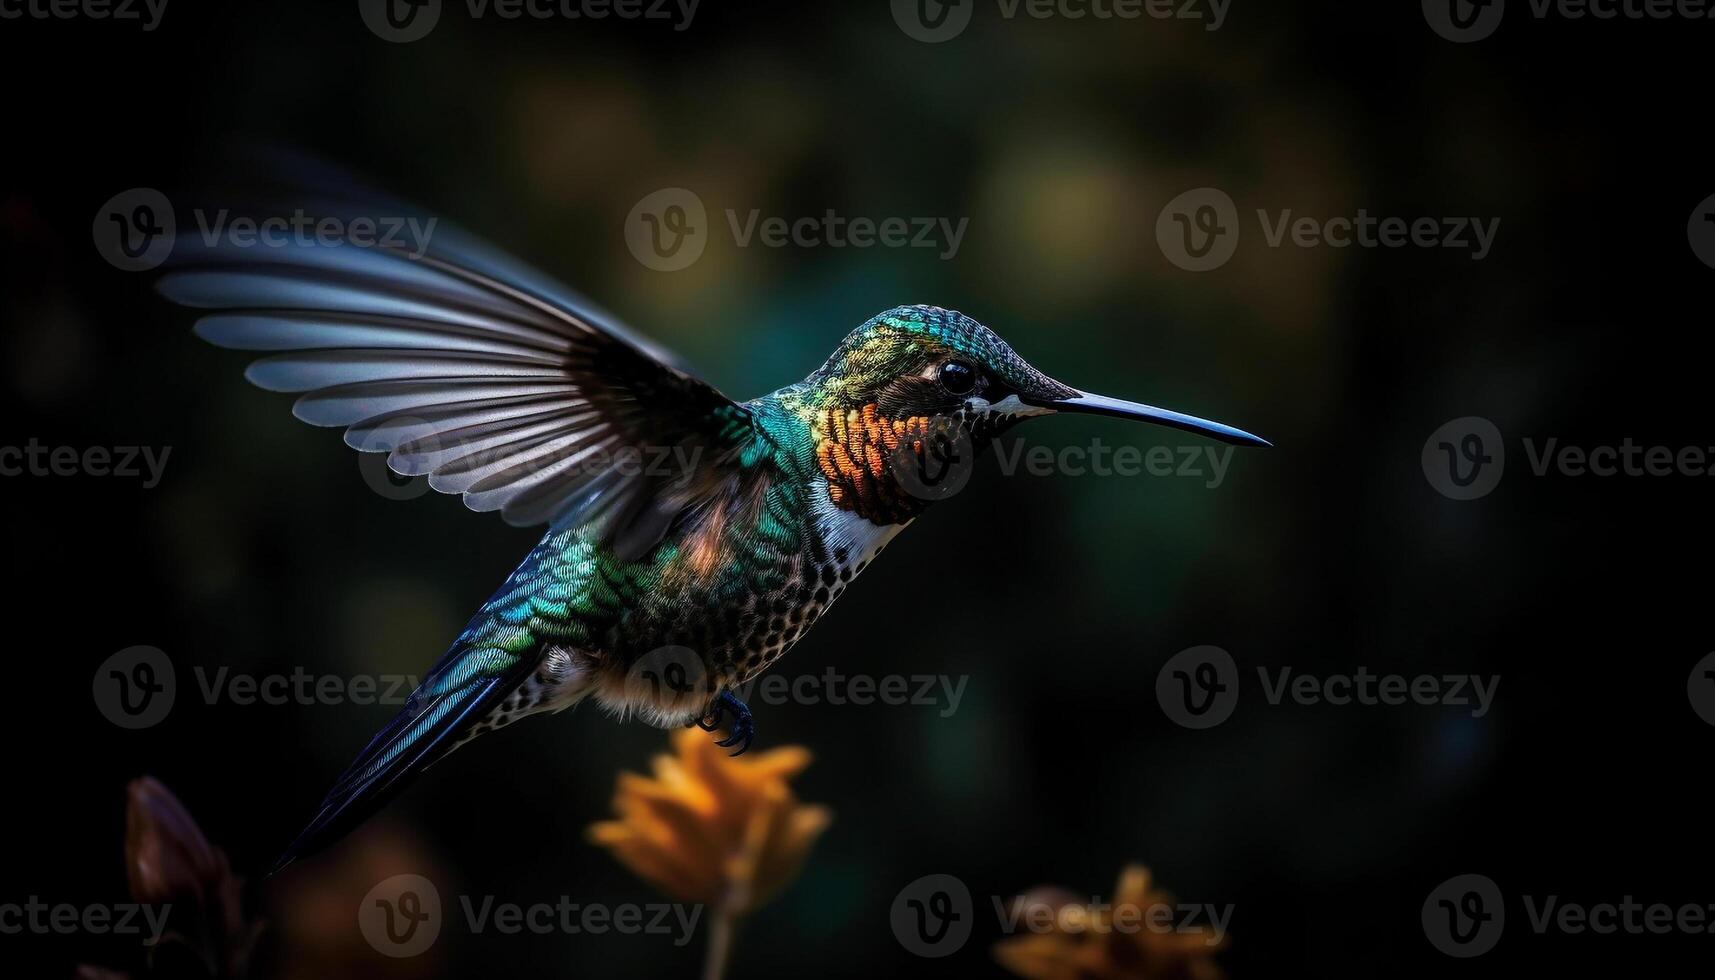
[1027,390,1272,448]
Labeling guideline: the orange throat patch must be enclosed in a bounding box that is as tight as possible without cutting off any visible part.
[813,403,942,525]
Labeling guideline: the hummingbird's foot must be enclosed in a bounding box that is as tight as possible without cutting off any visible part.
[692,690,755,756]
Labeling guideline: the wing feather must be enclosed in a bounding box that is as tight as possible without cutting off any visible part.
[165,207,765,556]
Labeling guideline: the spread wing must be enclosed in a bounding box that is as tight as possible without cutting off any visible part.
[160,212,760,559]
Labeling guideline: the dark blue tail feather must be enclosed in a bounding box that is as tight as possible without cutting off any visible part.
[269,645,532,874]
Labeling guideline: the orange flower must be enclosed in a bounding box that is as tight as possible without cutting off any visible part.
[587,727,831,915]
[993,866,1226,980]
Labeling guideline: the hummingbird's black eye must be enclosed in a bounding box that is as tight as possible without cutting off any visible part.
[937,360,980,396]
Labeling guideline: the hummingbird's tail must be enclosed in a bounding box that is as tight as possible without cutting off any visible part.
[269,640,547,875]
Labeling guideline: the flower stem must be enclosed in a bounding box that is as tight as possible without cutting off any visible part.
[702,901,736,980]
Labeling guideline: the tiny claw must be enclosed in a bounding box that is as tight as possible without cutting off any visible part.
[703,690,754,756]
[717,728,753,756]
[716,716,754,756]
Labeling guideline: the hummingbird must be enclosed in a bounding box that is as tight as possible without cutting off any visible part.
[159,209,1267,872]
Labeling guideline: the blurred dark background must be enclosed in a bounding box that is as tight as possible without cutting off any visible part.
[4,1,1713,977]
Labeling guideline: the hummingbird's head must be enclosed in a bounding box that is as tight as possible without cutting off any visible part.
[806,305,1269,446]
[797,306,1267,524]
